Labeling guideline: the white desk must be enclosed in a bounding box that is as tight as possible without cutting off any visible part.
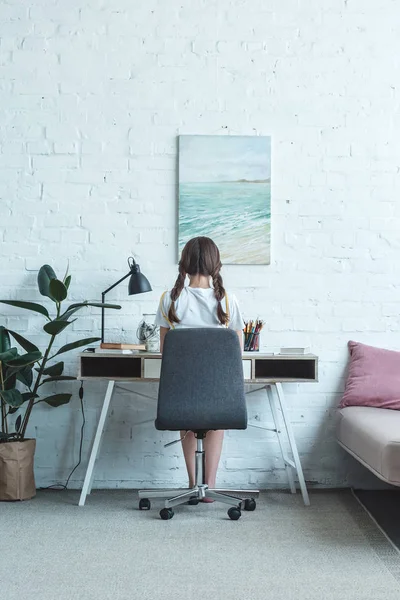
[78,351,318,507]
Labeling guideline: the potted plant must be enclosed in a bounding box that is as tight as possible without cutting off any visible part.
[0,264,120,501]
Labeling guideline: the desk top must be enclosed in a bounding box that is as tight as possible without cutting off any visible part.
[78,351,318,384]
[81,351,317,359]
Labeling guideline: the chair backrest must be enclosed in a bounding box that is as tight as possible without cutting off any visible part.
[155,328,247,431]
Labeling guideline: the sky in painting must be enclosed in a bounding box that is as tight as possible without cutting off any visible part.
[179,135,271,183]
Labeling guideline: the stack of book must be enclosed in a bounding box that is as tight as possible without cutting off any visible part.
[279,347,310,355]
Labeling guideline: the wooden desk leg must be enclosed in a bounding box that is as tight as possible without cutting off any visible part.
[78,381,115,507]
[272,382,310,506]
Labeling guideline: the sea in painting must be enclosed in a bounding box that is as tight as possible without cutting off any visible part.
[178,135,271,265]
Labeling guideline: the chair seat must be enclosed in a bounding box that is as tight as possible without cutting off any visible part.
[337,406,400,485]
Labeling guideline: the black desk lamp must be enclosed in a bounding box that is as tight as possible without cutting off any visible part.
[101,257,152,349]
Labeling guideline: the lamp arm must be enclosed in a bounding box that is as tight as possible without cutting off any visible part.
[102,271,132,296]
[101,271,132,343]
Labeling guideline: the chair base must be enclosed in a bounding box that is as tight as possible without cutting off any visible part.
[138,484,259,509]
[138,435,259,518]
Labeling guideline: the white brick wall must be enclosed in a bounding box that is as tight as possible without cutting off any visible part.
[1,0,399,490]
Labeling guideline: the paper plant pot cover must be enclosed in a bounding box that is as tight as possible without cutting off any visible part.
[0,439,36,501]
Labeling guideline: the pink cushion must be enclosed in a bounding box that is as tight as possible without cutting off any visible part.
[340,341,400,410]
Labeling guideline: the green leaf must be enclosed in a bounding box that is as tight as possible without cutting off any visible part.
[43,320,74,336]
[4,370,17,390]
[7,351,42,367]
[0,300,50,319]
[37,264,57,300]
[0,326,11,354]
[7,406,19,415]
[58,302,88,321]
[7,330,39,353]
[49,279,68,302]
[6,362,32,378]
[0,348,18,362]
[5,374,17,391]
[15,414,22,432]
[0,388,24,407]
[83,302,121,309]
[42,361,64,376]
[40,376,76,385]
[21,392,38,402]
[53,337,101,358]
[16,365,33,388]
[1,348,18,387]
[42,393,72,407]
[58,302,121,321]
[64,275,71,290]
[62,261,69,284]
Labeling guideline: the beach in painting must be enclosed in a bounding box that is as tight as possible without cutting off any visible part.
[179,181,270,264]
[178,135,271,265]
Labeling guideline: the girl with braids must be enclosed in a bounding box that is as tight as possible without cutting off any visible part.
[155,236,244,497]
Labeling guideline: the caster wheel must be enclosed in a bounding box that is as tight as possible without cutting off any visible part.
[139,498,151,510]
[228,506,241,520]
[244,498,256,511]
[188,497,199,505]
[160,508,174,520]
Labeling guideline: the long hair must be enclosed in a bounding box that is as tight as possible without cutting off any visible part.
[168,236,228,325]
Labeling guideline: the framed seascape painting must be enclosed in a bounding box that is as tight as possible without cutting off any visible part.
[178,135,271,265]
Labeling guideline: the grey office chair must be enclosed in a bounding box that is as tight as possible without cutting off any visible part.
[138,328,259,520]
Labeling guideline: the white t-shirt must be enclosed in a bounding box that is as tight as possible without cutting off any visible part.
[155,287,245,331]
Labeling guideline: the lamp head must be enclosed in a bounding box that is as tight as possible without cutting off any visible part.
[127,257,152,295]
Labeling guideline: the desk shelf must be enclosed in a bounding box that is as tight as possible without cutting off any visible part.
[253,356,317,382]
[80,354,142,379]
[79,352,318,383]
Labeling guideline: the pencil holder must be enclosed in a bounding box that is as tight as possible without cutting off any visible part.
[244,332,260,352]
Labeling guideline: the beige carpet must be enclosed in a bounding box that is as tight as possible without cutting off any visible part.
[1,490,400,599]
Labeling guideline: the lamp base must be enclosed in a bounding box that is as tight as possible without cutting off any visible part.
[100,342,146,350]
